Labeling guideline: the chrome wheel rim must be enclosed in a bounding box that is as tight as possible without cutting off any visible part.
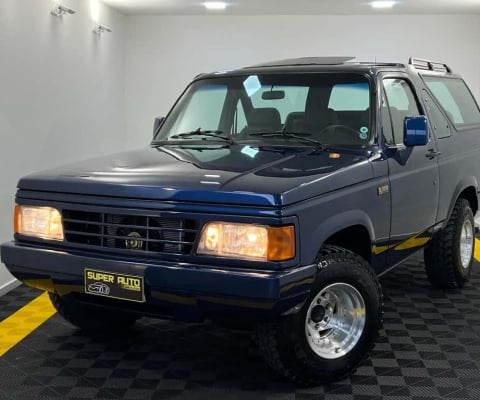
[305,283,366,360]
[460,219,474,269]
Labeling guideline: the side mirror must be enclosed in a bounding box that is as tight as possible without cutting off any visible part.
[404,116,429,146]
[153,116,165,137]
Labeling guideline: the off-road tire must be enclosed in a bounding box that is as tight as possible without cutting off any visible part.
[424,198,475,289]
[49,292,138,333]
[254,246,383,386]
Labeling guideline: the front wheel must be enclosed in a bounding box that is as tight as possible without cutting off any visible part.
[254,246,383,386]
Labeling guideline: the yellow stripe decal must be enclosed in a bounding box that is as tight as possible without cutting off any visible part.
[394,236,430,251]
[475,238,480,263]
[0,292,56,357]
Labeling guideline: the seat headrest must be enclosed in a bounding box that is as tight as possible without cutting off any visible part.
[250,108,281,131]
[284,112,305,131]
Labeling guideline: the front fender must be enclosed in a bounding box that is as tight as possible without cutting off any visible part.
[306,209,375,262]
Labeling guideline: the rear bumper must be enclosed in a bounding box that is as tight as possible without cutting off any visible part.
[1,242,316,321]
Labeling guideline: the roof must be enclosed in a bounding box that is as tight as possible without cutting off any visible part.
[195,57,453,80]
[199,60,404,79]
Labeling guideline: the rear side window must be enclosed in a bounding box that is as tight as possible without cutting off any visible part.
[423,76,480,127]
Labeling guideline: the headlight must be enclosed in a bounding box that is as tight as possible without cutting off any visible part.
[197,222,295,261]
[14,205,64,241]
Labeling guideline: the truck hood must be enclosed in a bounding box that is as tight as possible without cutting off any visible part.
[18,145,374,207]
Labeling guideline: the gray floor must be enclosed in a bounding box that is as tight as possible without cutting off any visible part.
[1,251,480,399]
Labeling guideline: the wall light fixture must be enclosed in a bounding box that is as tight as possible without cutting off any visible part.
[51,3,77,17]
[93,23,112,35]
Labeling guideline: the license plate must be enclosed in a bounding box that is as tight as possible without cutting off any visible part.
[84,269,145,303]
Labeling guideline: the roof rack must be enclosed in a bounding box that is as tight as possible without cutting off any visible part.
[409,57,452,73]
[246,56,355,68]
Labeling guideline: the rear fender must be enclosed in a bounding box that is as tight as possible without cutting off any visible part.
[443,177,478,226]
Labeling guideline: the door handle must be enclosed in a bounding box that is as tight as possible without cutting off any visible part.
[425,149,441,159]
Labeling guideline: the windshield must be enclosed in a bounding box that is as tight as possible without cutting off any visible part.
[154,73,372,147]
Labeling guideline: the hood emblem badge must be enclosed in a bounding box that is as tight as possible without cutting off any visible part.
[125,231,144,250]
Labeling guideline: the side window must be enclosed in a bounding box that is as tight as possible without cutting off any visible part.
[423,77,480,127]
[383,79,421,145]
[422,89,451,139]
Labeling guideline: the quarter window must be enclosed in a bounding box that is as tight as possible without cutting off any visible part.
[422,90,451,139]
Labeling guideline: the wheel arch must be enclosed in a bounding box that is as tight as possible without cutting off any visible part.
[307,210,375,264]
[445,178,479,226]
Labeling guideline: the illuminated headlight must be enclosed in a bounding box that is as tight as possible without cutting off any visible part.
[197,222,295,261]
[14,205,64,241]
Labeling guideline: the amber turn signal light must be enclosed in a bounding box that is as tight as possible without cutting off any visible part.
[14,205,21,234]
[267,225,295,262]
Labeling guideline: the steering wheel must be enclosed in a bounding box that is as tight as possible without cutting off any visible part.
[316,124,367,145]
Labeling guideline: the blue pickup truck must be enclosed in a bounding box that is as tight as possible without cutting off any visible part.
[2,57,480,385]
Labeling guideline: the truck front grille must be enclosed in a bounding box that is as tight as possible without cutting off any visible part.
[62,210,199,255]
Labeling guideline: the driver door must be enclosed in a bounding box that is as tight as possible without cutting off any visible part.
[381,74,440,265]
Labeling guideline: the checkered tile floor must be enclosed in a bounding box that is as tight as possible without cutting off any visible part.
[1,252,480,399]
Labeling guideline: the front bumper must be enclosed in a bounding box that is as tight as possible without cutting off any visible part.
[1,242,316,321]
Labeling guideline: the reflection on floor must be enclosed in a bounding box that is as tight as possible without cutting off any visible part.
[1,252,480,399]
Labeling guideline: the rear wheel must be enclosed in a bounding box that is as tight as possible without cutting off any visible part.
[254,246,383,386]
[424,198,475,289]
[49,292,138,333]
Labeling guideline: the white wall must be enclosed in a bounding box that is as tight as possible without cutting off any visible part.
[125,14,480,146]
[2,11,480,295]
[0,0,126,294]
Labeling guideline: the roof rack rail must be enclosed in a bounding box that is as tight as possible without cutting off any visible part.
[408,57,452,73]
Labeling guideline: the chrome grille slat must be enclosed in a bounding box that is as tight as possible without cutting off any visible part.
[62,219,198,233]
[62,209,199,255]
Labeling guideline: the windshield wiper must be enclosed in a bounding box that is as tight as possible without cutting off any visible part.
[249,130,325,149]
[170,128,234,143]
